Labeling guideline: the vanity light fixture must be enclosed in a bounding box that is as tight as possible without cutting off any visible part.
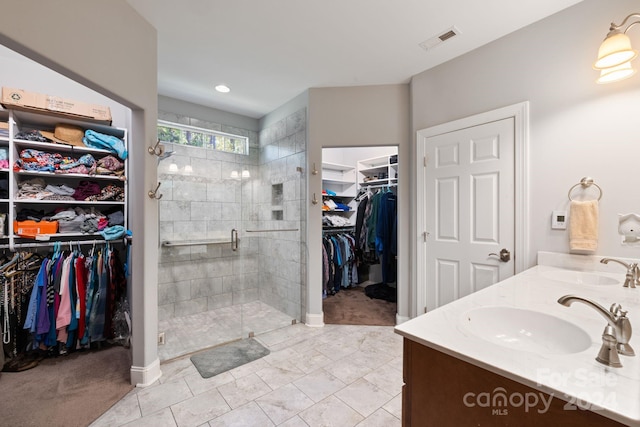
[230,170,239,179]
[241,169,250,178]
[169,162,178,172]
[215,84,231,93]
[594,13,640,84]
[184,165,193,174]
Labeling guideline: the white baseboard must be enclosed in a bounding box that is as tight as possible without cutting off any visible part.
[130,357,162,387]
[396,313,410,325]
[305,312,325,327]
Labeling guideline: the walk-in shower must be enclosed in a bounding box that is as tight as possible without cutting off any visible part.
[155,109,307,361]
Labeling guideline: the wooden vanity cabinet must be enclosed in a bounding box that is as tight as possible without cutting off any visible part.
[402,339,625,427]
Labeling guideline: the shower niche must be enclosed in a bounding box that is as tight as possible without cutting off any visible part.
[272,183,283,220]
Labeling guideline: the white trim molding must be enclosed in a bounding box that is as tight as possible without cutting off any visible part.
[414,101,530,316]
[130,358,162,387]
[305,312,325,327]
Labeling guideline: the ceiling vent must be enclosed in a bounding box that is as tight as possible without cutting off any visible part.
[419,26,461,51]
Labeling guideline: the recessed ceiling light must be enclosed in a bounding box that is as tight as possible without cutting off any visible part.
[215,84,230,93]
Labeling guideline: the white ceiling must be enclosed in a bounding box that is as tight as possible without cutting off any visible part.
[127,0,583,119]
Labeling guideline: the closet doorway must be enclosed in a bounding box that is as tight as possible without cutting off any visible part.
[321,146,398,326]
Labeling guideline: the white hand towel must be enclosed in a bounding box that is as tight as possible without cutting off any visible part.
[569,200,599,252]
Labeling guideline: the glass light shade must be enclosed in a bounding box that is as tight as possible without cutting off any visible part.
[594,31,638,69]
[230,170,239,179]
[184,165,193,173]
[241,169,250,178]
[169,163,178,172]
[597,61,637,84]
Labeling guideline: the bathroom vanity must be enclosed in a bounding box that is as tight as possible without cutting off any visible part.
[395,252,640,426]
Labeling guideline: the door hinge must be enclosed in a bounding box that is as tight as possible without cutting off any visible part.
[423,231,429,242]
[423,156,427,167]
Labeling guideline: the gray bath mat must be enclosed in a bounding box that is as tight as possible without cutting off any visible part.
[190,338,270,378]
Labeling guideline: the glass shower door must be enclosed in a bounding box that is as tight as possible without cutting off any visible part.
[156,144,248,360]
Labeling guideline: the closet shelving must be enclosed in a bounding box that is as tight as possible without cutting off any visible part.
[1,107,127,249]
[321,162,357,227]
[357,154,398,189]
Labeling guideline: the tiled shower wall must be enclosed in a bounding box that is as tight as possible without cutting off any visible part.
[257,108,307,321]
[156,108,307,324]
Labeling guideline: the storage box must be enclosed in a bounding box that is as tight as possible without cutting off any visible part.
[14,220,59,237]
[1,87,112,125]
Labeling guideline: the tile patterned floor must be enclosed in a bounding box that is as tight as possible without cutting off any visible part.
[91,324,403,426]
[158,301,296,361]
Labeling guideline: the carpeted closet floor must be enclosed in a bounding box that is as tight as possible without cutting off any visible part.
[323,285,396,326]
[0,345,133,427]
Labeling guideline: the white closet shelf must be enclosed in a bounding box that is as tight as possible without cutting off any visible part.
[13,139,113,155]
[15,199,124,205]
[15,170,125,181]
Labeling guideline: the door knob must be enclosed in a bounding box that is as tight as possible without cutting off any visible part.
[489,248,511,262]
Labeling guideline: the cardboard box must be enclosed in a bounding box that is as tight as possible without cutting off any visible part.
[14,220,59,238]
[1,87,112,125]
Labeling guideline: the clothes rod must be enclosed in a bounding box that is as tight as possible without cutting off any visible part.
[0,238,129,250]
[161,239,232,247]
[361,183,398,190]
[245,228,299,233]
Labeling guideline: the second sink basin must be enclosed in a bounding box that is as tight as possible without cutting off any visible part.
[461,306,592,355]
[541,269,619,286]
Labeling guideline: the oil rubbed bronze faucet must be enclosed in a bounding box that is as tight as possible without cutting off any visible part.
[558,295,634,367]
[600,257,639,288]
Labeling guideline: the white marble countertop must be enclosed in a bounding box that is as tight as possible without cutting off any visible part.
[395,251,640,426]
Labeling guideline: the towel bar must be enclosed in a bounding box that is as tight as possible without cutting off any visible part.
[568,177,602,201]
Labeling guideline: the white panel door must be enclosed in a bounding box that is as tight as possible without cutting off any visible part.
[423,118,515,310]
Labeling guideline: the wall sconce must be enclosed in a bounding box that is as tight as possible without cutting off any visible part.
[230,169,250,179]
[594,13,640,84]
[184,165,193,174]
[169,162,178,172]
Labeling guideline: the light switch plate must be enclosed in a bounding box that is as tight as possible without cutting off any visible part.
[552,210,567,230]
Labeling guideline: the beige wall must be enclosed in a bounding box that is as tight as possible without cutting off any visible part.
[307,84,411,322]
[0,0,160,385]
[411,0,640,273]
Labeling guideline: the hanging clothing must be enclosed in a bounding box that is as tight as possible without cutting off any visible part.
[0,246,129,368]
[355,188,398,284]
[322,231,358,296]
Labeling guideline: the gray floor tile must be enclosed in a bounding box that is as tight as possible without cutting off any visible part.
[122,407,177,427]
[298,395,364,427]
[170,388,230,426]
[255,383,314,424]
[293,369,347,403]
[208,401,275,427]
[137,377,193,416]
[217,373,273,409]
[94,324,404,427]
[334,378,394,418]
[356,408,401,426]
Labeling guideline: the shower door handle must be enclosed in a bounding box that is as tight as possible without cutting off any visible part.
[231,228,239,251]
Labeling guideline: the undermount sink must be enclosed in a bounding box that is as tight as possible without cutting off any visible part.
[541,269,619,286]
[461,307,592,355]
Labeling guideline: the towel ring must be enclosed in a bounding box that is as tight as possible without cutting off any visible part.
[568,177,602,201]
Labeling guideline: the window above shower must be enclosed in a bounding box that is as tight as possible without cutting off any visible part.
[157,120,249,155]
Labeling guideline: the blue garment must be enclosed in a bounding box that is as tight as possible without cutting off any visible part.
[23,264,44,333]
[36,259,51,336]
[376,191,397,284]
[83,130,128,160]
